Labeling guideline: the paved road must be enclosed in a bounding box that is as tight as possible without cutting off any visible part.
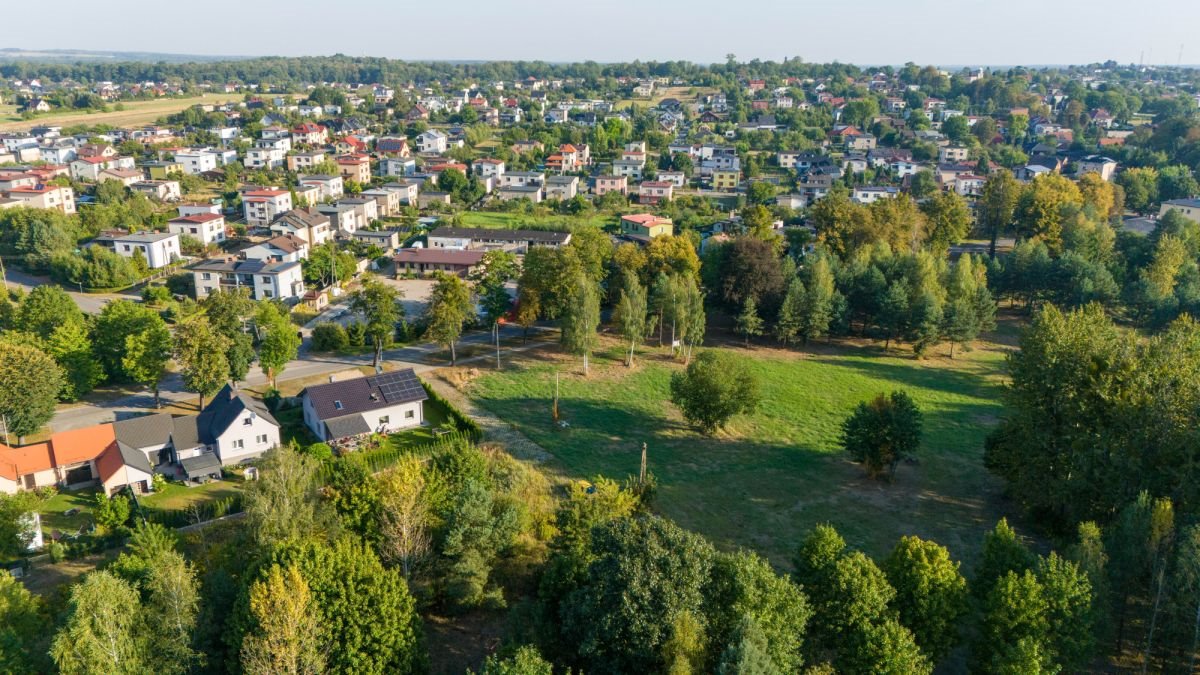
[49,324,556,432]
[2,268,138,314]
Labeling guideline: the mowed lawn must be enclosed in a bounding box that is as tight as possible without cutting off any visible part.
[464,337,1014,566]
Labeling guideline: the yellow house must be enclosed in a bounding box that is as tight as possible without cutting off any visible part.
[145,161,183,180]
[712,169,740,191]
[620,213,674,240]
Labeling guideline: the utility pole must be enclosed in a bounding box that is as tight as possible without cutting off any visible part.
[639,442,647,485]
[494,321,501,370]
[0,255,7,294]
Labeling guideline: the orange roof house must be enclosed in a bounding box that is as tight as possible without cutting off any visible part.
[49,424,116,466]
[0,442,53,481]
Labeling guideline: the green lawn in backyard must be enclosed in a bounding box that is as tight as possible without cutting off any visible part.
[139,480,242,512]
[465,337,1014,567]
[381,397,454,451]
[38,487,100,534]
[36,480,243,534]
[458,211,615,231]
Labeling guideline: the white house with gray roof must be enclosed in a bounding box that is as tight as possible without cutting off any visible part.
[300,369,428,442]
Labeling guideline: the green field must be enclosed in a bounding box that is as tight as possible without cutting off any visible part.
[458,211,615,231]
[464,337,1014,566]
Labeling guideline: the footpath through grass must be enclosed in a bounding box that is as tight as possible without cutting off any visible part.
[463,336,1013,566]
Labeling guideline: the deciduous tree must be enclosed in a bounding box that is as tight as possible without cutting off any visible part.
[122,320,172,408]
[841,391,922,480]
[670,350,759,434]
[423,272,474,365]
[173,317,230,408]
[0,342,64,442]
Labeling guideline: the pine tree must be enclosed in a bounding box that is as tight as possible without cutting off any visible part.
[775,278,806,345]
[799,257,835,346]
[736,296,764,346]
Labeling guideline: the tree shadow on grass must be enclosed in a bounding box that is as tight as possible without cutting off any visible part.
[479,394,1018,566]
[804,352,1005,400]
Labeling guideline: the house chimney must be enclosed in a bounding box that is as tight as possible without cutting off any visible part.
[328,375,336,383]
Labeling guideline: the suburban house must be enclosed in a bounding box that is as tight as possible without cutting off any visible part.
[377,180,420,205]
[97,168,144,187]
[473,157,506,179]
[169,213,227,245]
[287,150,327,173]
[377,136,412,157]
[416,130,448,154]
[361,188,402,216]
[611,159,644,180]
[70,155,135,182]
[620,213,674,241]
[300,369,428,442]
[144,160,183,180]
[1077,155,1118,182]
[712,169,740,191]
[336,154,372,184]
[241,234,309,263]
[593,175,628,196]
[638,181,674,205]
[174,149,221,175]
[246,146,286,170]
[243,189,294,227]
[131,180,182,202]
[394,248,486,277]
[938,145,971,164]
[190,257,306,301]
[316,203,364,234]
[350,229,402,251]
[0,389,279,496]
[94,231,181,268]
[1161,198,1200,224]
[499,171,545,188]
[191,384,281,466]
[852,186,901,204]
[291,122,328,146]
[299,174,345,201]
[658,171,686,188]
[2,184,75,214]
[427,226,571,253]
[381,157,417,177]
[497,184,544,202]
[270,208,332,246]
[544,175,579,200]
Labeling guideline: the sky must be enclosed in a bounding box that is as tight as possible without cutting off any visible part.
[15,0,1200,67]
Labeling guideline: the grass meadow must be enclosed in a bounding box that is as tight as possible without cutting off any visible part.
[461,333,1016,567]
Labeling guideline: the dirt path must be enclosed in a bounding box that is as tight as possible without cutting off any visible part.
[424,370,554,463]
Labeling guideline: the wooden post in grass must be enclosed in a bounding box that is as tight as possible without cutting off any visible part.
[552,371,560,423]
[640,442,647,484]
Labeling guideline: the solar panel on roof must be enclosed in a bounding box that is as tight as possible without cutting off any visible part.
[371,370,425,404]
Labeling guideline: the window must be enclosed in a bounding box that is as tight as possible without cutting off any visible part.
[405,409,415,419]
[334,400,343,410]
[232,439,244,449]
[378,416,390,424]
[257,434,268,444]
[243,416,252,425]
